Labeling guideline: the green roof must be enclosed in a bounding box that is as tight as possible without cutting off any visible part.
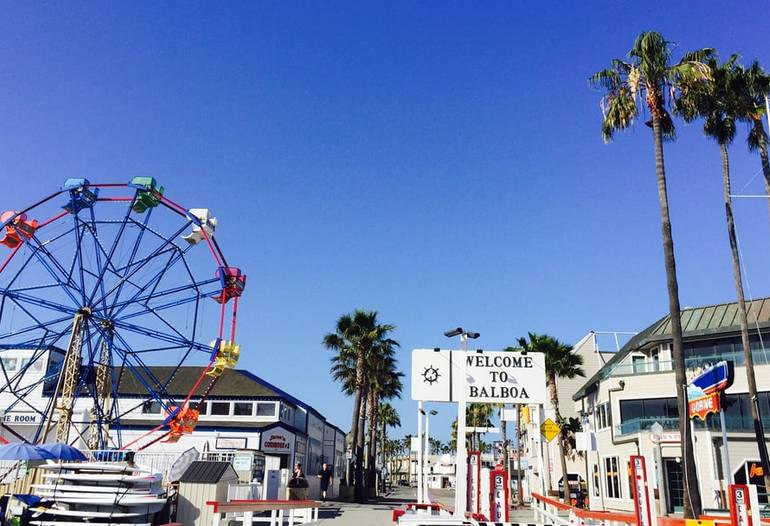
[572,297,770,401]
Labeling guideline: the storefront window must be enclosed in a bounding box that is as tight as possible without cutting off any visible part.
[142,400,161,414]
[1,357,17,371]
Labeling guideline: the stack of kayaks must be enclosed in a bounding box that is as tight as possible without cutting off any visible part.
[27,461,165,525]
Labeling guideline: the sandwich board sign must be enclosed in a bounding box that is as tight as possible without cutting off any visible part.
[730,484,760,526]
[411,349,546,404]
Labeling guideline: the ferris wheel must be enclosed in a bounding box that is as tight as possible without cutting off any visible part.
[0,178,245,451]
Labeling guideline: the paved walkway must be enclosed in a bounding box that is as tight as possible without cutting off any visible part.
[316,488,415,525]
[316,487,539,524]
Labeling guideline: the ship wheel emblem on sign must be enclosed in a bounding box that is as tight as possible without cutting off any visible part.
[422,366,441,385]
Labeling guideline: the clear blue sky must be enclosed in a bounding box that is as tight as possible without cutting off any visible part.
[1,2,769,441]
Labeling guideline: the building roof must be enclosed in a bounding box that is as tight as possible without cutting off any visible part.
[179,461,236,483]
[115,367,294,400]
[572,297,770,401]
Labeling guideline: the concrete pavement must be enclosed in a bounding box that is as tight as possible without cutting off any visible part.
[315,487,539,524]
[315,487,415,525]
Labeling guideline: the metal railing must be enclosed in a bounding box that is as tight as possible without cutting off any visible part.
[607,347,770,378]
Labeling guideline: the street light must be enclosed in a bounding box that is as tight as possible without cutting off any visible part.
[445,327,480,515]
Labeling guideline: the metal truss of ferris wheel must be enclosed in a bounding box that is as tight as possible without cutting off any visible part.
[0,178,246,450]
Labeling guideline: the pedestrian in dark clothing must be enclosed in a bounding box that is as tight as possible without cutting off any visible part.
[317,462,333,501]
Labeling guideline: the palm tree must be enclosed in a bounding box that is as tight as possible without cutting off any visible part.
[323,309,397,501]
[590,31,712,518]
[518,333,584,504]
[677,56,770,494]
[377,403,401,490]
[467,403,494,451]
[738,62,770,226]
[366,345,403,490]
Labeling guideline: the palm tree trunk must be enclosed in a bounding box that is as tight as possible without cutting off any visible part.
[381,419,387,493]
[549,373,570,504]
[651,112,702,517]
[367,391,378,491]
[721,143,770,493]
[348,385,362,486]
[754,120,770,231]
[354,349,367,502]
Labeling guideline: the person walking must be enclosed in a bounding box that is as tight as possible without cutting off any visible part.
[317,462,334,502]
[292,463,305,482]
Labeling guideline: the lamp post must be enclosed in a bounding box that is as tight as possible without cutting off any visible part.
[650,422,667,515]
[444,327,479,515]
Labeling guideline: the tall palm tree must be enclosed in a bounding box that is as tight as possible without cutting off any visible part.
[678,56,770,494]
[590,31,712,518]
[738,62,770,226]
[377,403,401,491]
[518,333,584,504]
[323,309,397,501]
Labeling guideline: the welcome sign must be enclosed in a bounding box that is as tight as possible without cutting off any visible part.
[411,349,547,404]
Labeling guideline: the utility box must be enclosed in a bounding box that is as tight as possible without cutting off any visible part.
[176,461,239,526]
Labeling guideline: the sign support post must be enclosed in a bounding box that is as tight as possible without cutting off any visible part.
[417,400,424,504]
[630,455,658,526]
[455,335,469,515]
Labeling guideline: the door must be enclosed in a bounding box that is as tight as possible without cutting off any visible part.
[664,458,684,513]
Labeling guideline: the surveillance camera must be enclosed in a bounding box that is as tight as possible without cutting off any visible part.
[444,328,463,338]
[466,332,480,339]
[619,380,625,389]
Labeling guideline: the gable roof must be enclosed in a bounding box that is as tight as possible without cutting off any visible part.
[180,461,236,483]
[115,367,295,400]
[572,297,770,401]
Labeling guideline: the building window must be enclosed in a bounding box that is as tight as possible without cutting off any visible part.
[234,402,253,416]
[210,402,231,416]
[256,402,276,417]
[632,355,646,374]
[141,400,162,414]
[192,401,207,414]
[1,357,18,372]
[280,404,292,422]
[595,403,611,430]
[19,357,44,372]
[592,464,600,497]
[604,456,621,498]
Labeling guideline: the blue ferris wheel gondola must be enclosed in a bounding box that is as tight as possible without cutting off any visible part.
[0,180,244,451]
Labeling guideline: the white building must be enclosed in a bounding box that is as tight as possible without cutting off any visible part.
[570,297,770,513]
[0,349,346,497]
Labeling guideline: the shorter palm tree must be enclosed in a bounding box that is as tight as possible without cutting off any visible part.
[377,403,401,490]
[518,333,584,503]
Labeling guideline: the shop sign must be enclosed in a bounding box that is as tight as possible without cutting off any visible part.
[1,412,41,424]
[261,429,295,454]
[232,453,253,472]
[688,393,720,420]
[411,349,547,404]
[215,436,248,450]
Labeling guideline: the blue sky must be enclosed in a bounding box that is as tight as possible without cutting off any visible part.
[1,2,770,441]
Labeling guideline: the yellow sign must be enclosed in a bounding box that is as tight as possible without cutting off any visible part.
[541,418,560,442]
[685,520,714,526]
